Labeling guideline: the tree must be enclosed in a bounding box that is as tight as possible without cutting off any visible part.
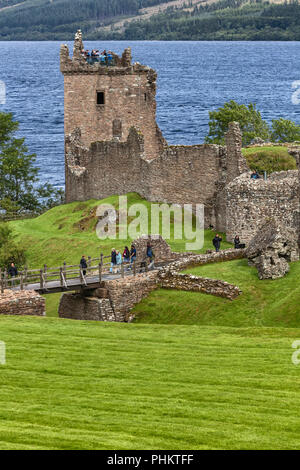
[0,222,26,269]
[205,100,271,146]
[271,118,300,143]
[0,112,63,215]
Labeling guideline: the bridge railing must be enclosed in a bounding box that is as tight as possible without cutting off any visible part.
[0,254,142,293]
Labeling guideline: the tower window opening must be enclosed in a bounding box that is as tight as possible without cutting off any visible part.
[97,91,105,105]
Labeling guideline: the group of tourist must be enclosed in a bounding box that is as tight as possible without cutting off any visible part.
[212,234,245,252]
[79,242,155,277]
[81,48,114,64]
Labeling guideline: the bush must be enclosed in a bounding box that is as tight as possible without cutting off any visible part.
[242,146,297,174]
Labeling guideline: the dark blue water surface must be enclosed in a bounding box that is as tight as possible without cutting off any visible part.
[0,41,300,188]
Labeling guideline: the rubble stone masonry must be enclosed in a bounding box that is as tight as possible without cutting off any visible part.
[0,290,45,316]
[226,171,299,243]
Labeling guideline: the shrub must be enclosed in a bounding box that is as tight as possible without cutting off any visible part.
[242,146,297,174]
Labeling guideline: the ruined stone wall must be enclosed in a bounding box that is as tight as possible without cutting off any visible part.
[158,271,241,300]
[226,171,299,243]
[147,144,227,228]
[65,125,245,228]
[0,290,45,316]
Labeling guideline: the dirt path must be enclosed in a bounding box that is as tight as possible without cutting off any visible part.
[0,1,26,12]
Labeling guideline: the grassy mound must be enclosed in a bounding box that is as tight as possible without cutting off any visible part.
[133,259,300,328]
[242,146,297,174]
[9,193,229,268]
[1,316,300,450]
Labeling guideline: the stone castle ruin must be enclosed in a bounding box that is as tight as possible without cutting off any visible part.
[60,31,300,250]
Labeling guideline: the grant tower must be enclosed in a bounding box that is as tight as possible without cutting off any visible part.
[60,30,164,160]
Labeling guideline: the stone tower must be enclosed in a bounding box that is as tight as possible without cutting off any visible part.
[60,30,165,161]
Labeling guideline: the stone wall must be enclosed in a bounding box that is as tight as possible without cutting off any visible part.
[158,271,241,300]
[131,234,174,263]
[58,272,158,322]
[0,290,45,316]
[226,171,299,243]
[65,124,246,229]
[59,292,116,321]
[167,247,247,271]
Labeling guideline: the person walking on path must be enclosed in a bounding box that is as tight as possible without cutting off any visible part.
[130,244,137,267]
[8,262,18,286]
[80,255,88,276]
[213,234,222,253]
[116,250,122,273]
[123,246,130,263]
[110,248,117,274]
[146,242,155,269]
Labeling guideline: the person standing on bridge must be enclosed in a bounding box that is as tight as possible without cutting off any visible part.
[116,251,122,273]
[110,248,117,274]
[80,255,88,276]
[8,262,18,286]
[123,246,130,264]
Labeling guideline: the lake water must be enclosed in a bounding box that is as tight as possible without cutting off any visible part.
[0,41,300,188]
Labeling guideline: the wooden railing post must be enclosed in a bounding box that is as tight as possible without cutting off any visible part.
[60,267,63,288]
[20,272,24,291]
[63,262,67,282]
[40,269,43,290]
[0,269,3,294]
[133,260,136,276]
[44,264,47,284]
[121,263,124,279]
[24,265,28,287]
[4,269,7,289]
[80,268,84,285]
[99,263,102,283]
[88,256,91,276]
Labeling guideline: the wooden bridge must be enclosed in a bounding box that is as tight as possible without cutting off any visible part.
[1,255,172,295]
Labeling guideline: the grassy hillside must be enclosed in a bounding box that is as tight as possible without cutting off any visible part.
[0,0,294,40]
[1,316,300,449]
[119,0,300,41]
[0,0,178,40]
[9,193,229,268]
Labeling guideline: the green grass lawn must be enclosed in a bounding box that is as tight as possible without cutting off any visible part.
[1,316,300,450]
[133,259,300,328]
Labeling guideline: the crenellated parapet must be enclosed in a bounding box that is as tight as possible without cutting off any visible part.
[60,29,151,77]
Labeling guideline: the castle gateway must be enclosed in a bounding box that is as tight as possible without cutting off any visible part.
[61,31,300,242]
